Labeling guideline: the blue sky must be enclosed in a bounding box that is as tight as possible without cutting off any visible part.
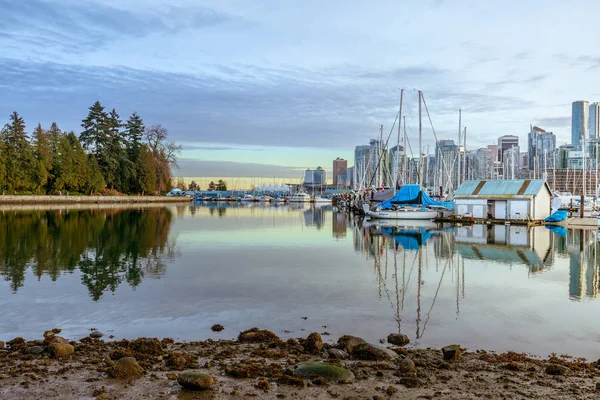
[2,0,600,181]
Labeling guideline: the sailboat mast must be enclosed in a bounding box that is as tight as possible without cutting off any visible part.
[403,116,407,185]
[457,109,462,188]
[395,89,404,193]
[463,127,467,181]
[418,90,423,188]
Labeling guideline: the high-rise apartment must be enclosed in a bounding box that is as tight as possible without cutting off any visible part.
[572,100,589,150]
[527,126,556,171]
[589,102,600,140]
[332,157,347,187]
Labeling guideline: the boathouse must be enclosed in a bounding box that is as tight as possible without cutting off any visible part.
[453,179,552,221]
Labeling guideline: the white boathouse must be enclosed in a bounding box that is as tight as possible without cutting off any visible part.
[453,179,552,221]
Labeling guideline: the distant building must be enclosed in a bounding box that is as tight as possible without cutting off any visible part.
[304,169,314,185]
[527,126,556,172]
[435,139,459,190]
[558,145,575,169]
[497,135,519,163]
[313,166,326,185]
[353,139,383,189]
[333,157,348,187]
[388,145,405,187]
[503,146,521,179]
[590,102,600,140]
[572,100,589,150]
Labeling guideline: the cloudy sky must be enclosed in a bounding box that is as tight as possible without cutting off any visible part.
[2,0,600,183]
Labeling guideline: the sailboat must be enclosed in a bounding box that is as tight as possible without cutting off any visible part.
[367,90,453,220]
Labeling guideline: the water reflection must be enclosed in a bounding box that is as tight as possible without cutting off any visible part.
[0,207,175,300]
[355,220,600,343]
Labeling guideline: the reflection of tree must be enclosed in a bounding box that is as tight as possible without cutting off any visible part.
[0,208,174,300]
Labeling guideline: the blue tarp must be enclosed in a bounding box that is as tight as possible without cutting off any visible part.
[376,184,454,210]
[545,209,568,223]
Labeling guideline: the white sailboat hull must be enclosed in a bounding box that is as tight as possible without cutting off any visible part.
[367,209,438,220]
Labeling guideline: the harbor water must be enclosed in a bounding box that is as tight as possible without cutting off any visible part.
[1,203,600,359]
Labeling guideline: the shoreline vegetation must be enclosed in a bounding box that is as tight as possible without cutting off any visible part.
[1,327,599,399]
[0,195,189,205]
[0,102,180,197]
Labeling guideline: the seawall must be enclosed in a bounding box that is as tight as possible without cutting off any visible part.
[0,195,190,205]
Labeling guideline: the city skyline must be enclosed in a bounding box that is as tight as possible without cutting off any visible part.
[3,1,600,180]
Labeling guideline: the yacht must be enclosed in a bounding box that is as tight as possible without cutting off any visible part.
[312,196,332,203]
[288,193,311,203]
[366,205,438,220]
[240,194,256,202]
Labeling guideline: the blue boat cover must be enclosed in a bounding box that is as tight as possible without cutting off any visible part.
[376,184,454,210]
[545,209,568,223]
[545,225,567,237]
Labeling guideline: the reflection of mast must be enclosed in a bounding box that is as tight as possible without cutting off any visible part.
[416,247,422,338]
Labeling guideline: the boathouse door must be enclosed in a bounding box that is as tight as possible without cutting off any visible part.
[493,200,507,219]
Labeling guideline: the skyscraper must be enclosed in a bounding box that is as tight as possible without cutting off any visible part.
[527,126,556,171]
[497,135,519,162]
[589,102,600,140]
[333,157,347,187]
[572,100,589,150]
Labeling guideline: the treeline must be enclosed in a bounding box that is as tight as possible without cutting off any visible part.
[0,101,181,195]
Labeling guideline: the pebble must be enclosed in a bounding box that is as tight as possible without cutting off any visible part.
[48,342,74,358]
[328,348,349,360]
[337,335,366,353]
[90,331,104,339]
[293,362,354,382]
[109,357,144,380]
[545,364,568,376]
[398,356,417,377]
[352,343,399,361]
[387,333,410,347]
[177,371,215,390]
[441,344,461,361]
[304,332,324,354]
[27,346,45,355]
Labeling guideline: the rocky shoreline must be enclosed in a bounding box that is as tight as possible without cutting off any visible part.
[1,327,599,399]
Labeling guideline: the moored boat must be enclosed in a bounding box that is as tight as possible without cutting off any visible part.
[367,206,438,220]
[288,193,311,203]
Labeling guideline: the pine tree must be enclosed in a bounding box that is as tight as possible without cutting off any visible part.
[32,123,53,193]
[86,155,105,194]
[80,101,108,156]
[4,112,36,192]
[216,179,227,191]
[208,181,216,191]
[137,145,156,195]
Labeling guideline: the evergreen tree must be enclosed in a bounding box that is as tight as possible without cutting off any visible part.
[124,112,145,192]
[137,145,156,195]
[208,181,216,191]
[32,123,53,193]
[52,133,75,192]
[3,112,36,192]
[86,155,105,194]
[216,179,227,191]
[80,101,108,156]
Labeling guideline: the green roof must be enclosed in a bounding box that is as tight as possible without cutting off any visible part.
[454,179,548,198]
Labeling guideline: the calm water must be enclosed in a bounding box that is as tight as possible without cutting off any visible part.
[1,203,600,359]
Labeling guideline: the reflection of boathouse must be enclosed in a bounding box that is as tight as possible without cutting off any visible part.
[454,225,553,271]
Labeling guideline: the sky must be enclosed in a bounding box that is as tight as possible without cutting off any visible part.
[2,0,600,186]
